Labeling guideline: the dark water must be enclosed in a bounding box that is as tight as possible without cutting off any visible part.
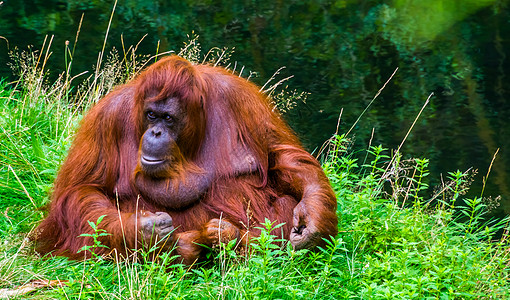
[1,0,509,214]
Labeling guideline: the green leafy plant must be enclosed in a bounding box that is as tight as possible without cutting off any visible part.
[77,215,111,260]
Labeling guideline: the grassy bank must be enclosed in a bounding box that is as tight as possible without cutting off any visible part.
[1,46,509,299]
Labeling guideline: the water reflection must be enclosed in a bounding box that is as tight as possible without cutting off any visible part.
[0,0,508,213]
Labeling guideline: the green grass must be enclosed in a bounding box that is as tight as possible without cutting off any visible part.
[1,43,510,299]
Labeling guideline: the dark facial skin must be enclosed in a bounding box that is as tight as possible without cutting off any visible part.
[136,97,215,209]
[140,98,184,178]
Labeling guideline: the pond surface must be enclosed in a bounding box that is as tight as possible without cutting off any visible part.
[1,0,509,214]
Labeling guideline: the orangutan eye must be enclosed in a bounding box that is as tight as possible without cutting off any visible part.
[164,114,175,124]
[146,111,156,120]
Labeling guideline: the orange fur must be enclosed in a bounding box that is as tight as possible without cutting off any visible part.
[34,56,338,261]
